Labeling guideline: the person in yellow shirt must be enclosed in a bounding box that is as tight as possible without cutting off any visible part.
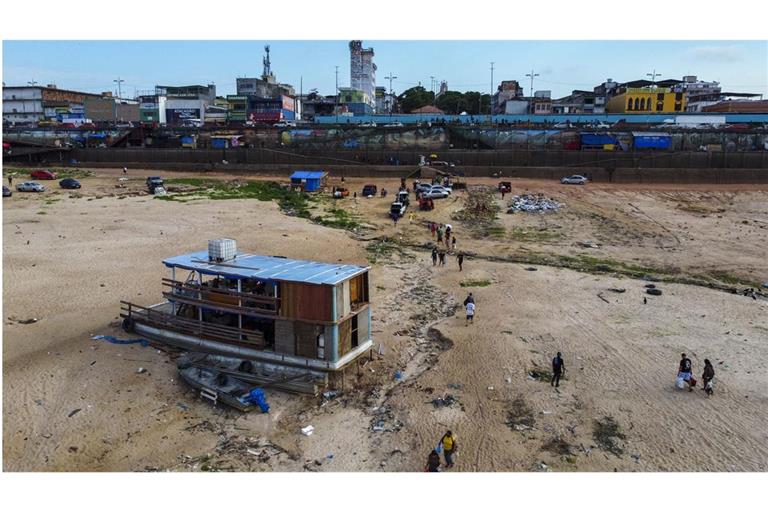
[440,430,457,468]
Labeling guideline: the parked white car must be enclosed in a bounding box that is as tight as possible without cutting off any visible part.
[16,182,45,192]
[421,186,451,199]
[560,175,588,185]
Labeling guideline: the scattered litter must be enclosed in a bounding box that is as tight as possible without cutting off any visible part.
[538,462,549,471]
[136,367,147,374]
[762,282,768,288]
[246,448,260,456]
[327,453,334,459]
[17,317,40,325]
[244,388,270,413]
[541,410,553,415]
[505,377,512,384]
[607,288,626,293]
[646,288,663,296]
[507,194,562,213]
[447,383,463,390]
[487,386,494,391]
[579,241,600,249]
[512,424,530,431]
[91,335,149,347]
[394,371,402,381]
[428,394,459,408]
[176,401,189,412]
[322,390,340,400]
[301,425,315,436]
[597,293,610,304]
[644,284,656,289]
[631,453,641,462]
[34,399,44,406]
[68,408,82,418]
[525,267,538,271]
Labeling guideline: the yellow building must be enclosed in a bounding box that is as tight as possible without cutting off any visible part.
[606,87,685,113]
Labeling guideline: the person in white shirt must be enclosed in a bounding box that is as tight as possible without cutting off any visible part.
[465,301,475,326]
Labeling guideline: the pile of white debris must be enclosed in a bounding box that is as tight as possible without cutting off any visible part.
[507,194,563,213]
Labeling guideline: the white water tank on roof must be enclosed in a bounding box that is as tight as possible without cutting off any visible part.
[208,238,237,262]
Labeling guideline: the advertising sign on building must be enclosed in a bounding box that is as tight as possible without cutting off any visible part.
[167,108,201,122]
[282,96,295,112]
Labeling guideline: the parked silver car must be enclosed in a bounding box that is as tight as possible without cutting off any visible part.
[16,181,45,192]
[560,175,588,185]
[421,186,451,199]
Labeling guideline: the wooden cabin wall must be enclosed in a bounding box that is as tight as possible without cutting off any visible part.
[274,320,295,356]
[341,281,351,317]
[338,317,352,357]
[336,285,344,321]
[294,321,321,358]
[280,282,332,321]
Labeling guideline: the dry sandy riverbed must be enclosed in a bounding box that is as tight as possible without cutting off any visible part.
[3,167,767,471]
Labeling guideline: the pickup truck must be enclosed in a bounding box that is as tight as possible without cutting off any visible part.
[390,201,407,219]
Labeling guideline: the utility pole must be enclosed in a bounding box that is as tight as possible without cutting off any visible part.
[385,72,397,116]
[335,65,339,124]
[525,69,539,117]
[430,76,435,96]
[646,69,661,87]
[28,80,38,86]
[490,62,495,122]
[113,77,125,99]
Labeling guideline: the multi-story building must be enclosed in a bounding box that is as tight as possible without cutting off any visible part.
[592,79,619,114]
[492,80,524,114]
[337,87,373,115]
[349,40,376,109]
[3,84,103,125]
[247,95,296,123]
[83,95,140,123]
[156,84,216,125]
[606,85,685,113]
[138,94,167,124]
[532,90,553,115]
[226,95,248,123]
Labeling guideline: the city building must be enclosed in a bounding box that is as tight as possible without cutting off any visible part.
[492,80,524,114]
[702,99,768,113]
[374,86,398,114]
[3,84,102,125]
[349,40,376,109]
[226,95,248,123]
[606,84,685,113]
[297,93,337,121]
[592,79,619,114]
[236,45,296,99]
[138,94,167,124]
[532,90,552,115]
[83,95,140,123]
[247,95,296,123]
[337,87,373,115]
[157,84,217,125]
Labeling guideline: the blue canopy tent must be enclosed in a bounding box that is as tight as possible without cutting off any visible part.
[290,170,327,192]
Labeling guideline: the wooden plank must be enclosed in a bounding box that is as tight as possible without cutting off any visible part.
[338,318,352,357]
[294,321,319,359]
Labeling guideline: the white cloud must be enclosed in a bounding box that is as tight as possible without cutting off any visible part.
[687,45,744,62]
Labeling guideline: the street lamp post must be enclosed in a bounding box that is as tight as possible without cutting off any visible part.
[525,69,540,121]
[385,73,397,116]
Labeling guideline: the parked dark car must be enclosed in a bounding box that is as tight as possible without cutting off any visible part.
[31,169,58,180]
[362,184,377,197]
[59,178,81,189]
[2,185,11,197]
[146,176,164,192]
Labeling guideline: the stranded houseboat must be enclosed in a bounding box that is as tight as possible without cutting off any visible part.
[121,239,372,392]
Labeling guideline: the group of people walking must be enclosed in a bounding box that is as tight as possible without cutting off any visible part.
[678,353,715,396]
[425,430,457,472]
[427,221,464,271]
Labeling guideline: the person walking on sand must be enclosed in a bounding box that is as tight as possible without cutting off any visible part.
[465,301,475,325]
[437,225,444,244]
[123,166,128,175]
[430,222,437,238]
[409,212,414,224]
[551,352,565,387]
[451,236,457,252]
[431,247,438,266]
[438,249,446,266]
[425,449,441,472]
[678,353,694,392]
[457,252,464,271]
[702,359,715,397]
[8,174,13,187]
[463,292,474,306]
[393,215,398,227]
[440,431,457,468]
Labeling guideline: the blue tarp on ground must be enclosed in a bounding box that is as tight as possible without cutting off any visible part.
[580,133,618,146]
[91,335,149,347]
[632,132,672,149]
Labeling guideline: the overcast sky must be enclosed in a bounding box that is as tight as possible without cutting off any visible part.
[3,40,766,99]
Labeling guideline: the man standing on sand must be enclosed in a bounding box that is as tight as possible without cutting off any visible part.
[551,352,565,387]
[431,247,438,266]
[702,359,715,396]
[438,248,446,266]
[463,292,474,306]
[678,353,694,392]
[430,222,437,238]
[465,301,475,325]
[8,174,13,187]
[393,214,398,227]
[123,166,128,175]
[440,431,457,468]
[457,252,464,271]
[409,212,414,224]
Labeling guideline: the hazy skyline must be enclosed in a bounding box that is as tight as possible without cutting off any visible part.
[3,40,766,99]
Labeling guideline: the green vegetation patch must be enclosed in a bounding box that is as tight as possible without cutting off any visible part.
[460,279,492,288]
[593,416,626,456]
[365,237,410,264]
[509,227,562,243]
[312,206,362,230]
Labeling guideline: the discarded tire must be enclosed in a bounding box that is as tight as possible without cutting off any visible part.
[644,284,656,289]
[646,289,662,296]
[122,317,135,333]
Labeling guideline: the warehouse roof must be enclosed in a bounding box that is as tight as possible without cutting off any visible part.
[163,251,367,285]
[290,170,327,180]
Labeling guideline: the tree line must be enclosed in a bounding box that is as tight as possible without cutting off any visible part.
[396,86,492,115]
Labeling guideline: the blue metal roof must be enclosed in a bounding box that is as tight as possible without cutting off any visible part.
[163,251,367,286]
[290,170,326,180]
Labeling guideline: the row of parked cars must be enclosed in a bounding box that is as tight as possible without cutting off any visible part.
[3,169,82,197]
